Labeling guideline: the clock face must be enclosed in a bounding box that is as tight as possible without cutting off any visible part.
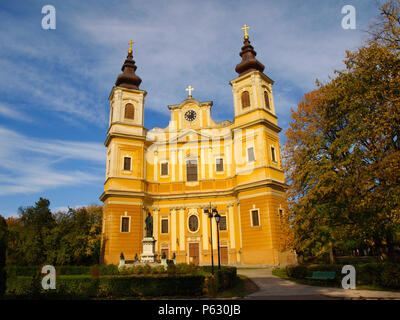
[184,110,197,122]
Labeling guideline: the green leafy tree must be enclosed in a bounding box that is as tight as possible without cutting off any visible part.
[284,0,400,262]
[0,215,8,297]
[6,199,102,266]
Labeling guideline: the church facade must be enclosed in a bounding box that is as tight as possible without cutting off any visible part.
[100,30,295,266]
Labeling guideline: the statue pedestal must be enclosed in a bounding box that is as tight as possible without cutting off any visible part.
[141,237,156,263]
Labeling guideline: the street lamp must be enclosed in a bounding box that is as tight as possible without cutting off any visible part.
[213,209,221,271]
[204,207,214,275]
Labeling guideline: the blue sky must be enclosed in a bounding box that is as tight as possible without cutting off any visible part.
[0,0,381,217]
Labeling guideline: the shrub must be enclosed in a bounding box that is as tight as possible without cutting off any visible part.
[202,266,237,294]
[5,265,40,277]
[175,263,199,274]
[143,264,152,274]
[6,274,207,298]
[167,263,177,275]
[151,265,166,275]
[90,265,100,278]
[356,262,383,286]
[0,215,7,298]
[57,266,91,275]
[99,264,119,275]
[286,265,308,279]
[379,263,400,289]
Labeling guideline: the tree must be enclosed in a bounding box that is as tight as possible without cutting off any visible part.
[0,215,8,297]
[284,0,400,262]
[6,198,103,266]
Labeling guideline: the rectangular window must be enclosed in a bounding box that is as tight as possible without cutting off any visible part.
[216,158,224,172]
[121,217,130,233]
[271,146,277,163]
[161,162,168,176]
[251,210,260,227]
[161,218,169,234]
[219,215,227,231]
[186,160,198,182]
[247,147,255,162]
[123,157,131,171]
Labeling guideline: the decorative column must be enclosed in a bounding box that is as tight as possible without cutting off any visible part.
[153,207,159,252]
[202,206,208,251]
[154,150,158,181]
[178,150,183,180]
[179,207,185,251]
[228,203,235,250]
[237,201,242,263]
[171,208,177,252]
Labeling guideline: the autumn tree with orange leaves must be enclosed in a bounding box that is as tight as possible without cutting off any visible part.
[284,0,400,263]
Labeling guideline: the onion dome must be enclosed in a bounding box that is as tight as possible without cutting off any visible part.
[235,37,265,77]
[115,49,142,90]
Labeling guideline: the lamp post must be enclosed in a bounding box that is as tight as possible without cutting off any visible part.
[213,209,221,271]
[204,207,214,275]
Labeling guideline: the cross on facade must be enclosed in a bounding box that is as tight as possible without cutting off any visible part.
[128,40,135,53]
[241,24,250,39]
[186,85,194,97]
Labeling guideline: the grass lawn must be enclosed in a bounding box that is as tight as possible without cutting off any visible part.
[272,268,400,292]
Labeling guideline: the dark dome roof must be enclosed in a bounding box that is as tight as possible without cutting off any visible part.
[235,37,265,76]
[115,51,142,90]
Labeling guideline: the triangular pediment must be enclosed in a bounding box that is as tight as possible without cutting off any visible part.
[169,129,212,143]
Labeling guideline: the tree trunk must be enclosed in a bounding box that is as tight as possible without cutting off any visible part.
[329,241,336,264]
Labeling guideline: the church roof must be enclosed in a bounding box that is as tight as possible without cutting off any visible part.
[235,36,265,77]
[115,50,142,90]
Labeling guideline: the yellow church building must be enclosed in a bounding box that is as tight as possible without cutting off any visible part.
[100,27,295,266]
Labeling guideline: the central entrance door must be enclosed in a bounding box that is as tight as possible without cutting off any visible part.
[188,243,200,265]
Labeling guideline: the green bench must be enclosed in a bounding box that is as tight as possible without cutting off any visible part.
[306,271,336,280]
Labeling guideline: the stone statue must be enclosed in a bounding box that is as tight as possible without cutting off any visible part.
[145,212,153,237]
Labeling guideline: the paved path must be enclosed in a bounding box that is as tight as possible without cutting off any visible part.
[237,268,400,300]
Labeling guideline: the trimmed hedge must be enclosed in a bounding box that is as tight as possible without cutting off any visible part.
[285,262,400,289]
[5,264,119,277]
[201,266,237,294]
[6,274,205,299]
[5,264,238,298]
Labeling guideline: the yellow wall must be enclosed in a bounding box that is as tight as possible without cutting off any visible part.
[101,70,294,266]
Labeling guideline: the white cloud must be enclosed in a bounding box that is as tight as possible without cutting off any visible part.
[0,103,32,122]
[0,127,105,196]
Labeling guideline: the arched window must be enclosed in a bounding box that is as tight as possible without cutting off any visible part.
[188,215,199,232]
[241,91,250,109]
[124,103,135,120]
[264,91,270,109]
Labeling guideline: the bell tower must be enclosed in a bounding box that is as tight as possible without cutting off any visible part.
[109,40,146,135]
[230,27,276,122]
[101,41,147,265]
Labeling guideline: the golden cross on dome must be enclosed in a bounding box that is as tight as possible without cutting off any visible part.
[241,24,250,39]
[186,85,194,97]
[128,40,135,54]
